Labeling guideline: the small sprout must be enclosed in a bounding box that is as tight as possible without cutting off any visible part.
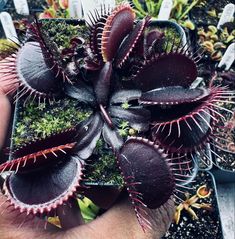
[38,102,46,111]
[174,185,213,224]
[214,42,226,50]
[121,102,131,109]
[225,35,235,43]
[78,197,100,223]
[208,25,217,34]
[207,9,217,17]
[198,29,206,37]
[118,120,130,137]
[119,120,129,129]
[220,27,229,41]
[202,41,214,52]
[118,128,128,137]
[182,20,195,30]
[210,34,219,41]
[211,50,222,61]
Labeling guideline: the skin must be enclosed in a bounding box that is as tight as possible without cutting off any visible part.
[0,94,11,149]
[0,69,175,239]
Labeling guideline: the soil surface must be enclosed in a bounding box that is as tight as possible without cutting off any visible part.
[162,171,223,239]
[190,0,232,26]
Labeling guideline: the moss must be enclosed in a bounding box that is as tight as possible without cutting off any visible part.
[13,98,92,148]
[41,20,89,50]
[162,27,182,52]
[85,139,124,186]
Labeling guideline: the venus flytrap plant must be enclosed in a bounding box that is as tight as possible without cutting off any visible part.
[0,1,234,232]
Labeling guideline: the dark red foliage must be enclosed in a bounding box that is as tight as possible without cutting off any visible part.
[118,137,175,209]
[133,52,197,91]
[0,1,233,232]
[140,86,210,105]
[101,3,135,62]
[4,156,83,215]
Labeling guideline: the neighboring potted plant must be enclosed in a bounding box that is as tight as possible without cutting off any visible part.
[0,2,234,233]
[163,170,224,239]
[130,0,200,30]
[189,3,235,84]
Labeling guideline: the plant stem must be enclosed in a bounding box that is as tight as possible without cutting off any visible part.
[145,0,154,15]
[155,0,164,16]
[132,0,147,16]
[179,0,200,20]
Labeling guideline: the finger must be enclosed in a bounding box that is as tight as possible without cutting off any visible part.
[0,93,11,150]
[57,198,85,230]
[67,195,175,239]
[0,57,19,96]
[0,194,58,239]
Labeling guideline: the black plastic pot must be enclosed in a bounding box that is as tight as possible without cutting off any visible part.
[8,17,187,165]
[212,165,235,184]
[148,19,187,46]
[163,170,224,239]
[0,0,7,10]
[192,144,213,171]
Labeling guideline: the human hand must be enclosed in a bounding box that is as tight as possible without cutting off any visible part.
[0,56,19,96]
[0,192,174,239]
[0,78,175,239]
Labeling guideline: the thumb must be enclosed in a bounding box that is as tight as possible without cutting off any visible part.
[0,93,11,150]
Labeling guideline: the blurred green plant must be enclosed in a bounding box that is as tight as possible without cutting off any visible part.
[198,24,235,61]
[39,0,69,19]
[131,0,206,30]
[0,39,18,60]
[78,197,100,223]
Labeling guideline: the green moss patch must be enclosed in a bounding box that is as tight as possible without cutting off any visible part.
[13,98,92,148]
[85,139,124,186]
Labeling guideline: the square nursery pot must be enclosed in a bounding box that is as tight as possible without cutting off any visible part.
[6,18,188,211]
[8,17,187,168]
[162,170,224,239]
[147,20,187,46]
[211,146,235,183]
[192,144,213,171]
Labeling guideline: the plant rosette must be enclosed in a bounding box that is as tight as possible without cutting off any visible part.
[0,2,234,232]
[197,23,234,62]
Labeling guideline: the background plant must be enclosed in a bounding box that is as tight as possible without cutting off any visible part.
[131,0,206,30]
